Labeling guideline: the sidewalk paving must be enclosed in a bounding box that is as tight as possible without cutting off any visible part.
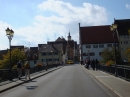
[0,66,62,93]
[83,65,130,97]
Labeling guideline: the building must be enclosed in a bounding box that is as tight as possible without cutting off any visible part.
[0,50,8,60]
[114,19,130,61]
[26,47,38,67]
[79,23,118,61]
[38,43,63,65]
[48,32,78,63]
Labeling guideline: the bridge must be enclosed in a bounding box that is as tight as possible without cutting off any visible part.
[0,64,130,97]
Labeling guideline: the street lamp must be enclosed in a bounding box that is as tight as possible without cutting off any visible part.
[88,48,90,60]
[5,27,14,81]
[110,23,118,77]
[51,51,53,65]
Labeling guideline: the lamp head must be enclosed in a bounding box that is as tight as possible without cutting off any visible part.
[10,29,14,37]
[110,23,117,31]
[112,24,117,29]
[110,26,113,31]
[5,27,11,35]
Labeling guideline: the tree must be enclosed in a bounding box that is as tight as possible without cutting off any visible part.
[125,48,130,62]
[0,48,26,69]
[101,47,121,64]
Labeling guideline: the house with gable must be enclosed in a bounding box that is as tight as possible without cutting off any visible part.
[48,32,78,63]
[79,23,119,61]
[38,43,63,65]
[114,19,130,61]
[26,47,38,67]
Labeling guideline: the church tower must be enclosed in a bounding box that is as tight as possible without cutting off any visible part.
[68,31,71,41]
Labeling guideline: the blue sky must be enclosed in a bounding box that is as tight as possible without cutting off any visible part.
[0,0,130,50]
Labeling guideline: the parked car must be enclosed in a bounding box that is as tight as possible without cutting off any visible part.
[67,60,74,64]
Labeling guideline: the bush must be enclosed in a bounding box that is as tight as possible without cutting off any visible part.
[36,63,43,67]
[106,60,115,66]
[13,65,17,69]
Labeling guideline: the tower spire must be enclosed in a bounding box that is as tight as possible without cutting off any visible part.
[68,30,71,41]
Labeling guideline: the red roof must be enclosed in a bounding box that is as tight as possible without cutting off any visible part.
[80,25,118,44]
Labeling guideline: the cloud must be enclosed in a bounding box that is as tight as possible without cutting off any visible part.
[126,4,130,10]
[0,0,108,50]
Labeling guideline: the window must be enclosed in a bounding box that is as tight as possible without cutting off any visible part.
[48,59,52,61]
[86,45,91,48]
[99,52,103,56]
[113,44,119,47]
[124,35,129,39]
[107,44,112,47]
[120,41,122,44]
[42,53,46,56]
[89,52,95,56]
[34,60,36,64]
[83,53,88,56]
[55,58,59,61]
[54,52,58,55]
[124,41,128,44]
[48,52,52,55]
[99,44,104,48]
[93,45,98,48]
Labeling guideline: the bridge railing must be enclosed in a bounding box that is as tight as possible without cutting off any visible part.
[98,64,130,81]
[0,64,62,83]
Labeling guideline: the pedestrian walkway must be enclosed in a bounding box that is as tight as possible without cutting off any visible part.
[82,65,130,97]
[0,66,62,93]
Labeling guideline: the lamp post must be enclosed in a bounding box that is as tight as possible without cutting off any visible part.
[110,23,118,77]
[5,27,14,81]
[51,51,53,65]
[27,53,30,61]
[88,48,90,60]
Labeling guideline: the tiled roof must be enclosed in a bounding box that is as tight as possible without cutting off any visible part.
[38,43,63,53]
[114,19,130,35]
[48,41,67,54]
[80,25,118,44]
[30,47,38,50]
[11,46,24,50]
[26,47,38,60]
[55,37,66,42]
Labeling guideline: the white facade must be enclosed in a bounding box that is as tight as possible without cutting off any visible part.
[82,43,114,61]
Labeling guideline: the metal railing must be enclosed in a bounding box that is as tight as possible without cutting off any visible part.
[0,64,62,83]
[98,64,130,81]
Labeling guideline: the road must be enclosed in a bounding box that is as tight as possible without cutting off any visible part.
[0,64,118,97]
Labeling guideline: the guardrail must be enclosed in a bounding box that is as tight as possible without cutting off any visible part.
[98,64,130,81]
[0,64,61,82]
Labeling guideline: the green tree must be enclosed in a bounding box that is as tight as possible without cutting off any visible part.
[101,47,121,64]
[0,48,26,69]
[125,48,130,62]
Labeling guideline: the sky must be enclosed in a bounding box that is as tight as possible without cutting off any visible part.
[0,0,130,50]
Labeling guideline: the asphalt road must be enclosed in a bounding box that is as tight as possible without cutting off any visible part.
[0,64,118,97]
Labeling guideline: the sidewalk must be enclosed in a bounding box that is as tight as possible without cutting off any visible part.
[0,66,62,93]
[82,66,130,97]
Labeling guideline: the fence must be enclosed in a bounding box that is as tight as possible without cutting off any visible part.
[99,64,130,81]
[0,64,61,82]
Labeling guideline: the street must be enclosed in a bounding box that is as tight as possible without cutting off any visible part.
[0,64,118,97]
